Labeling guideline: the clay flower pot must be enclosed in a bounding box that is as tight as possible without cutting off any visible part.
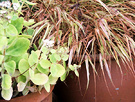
[54,59,135,102]
[0,86,54,102]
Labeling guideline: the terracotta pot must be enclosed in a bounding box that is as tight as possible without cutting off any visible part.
[54,59,135,102]
[0,86,54,102]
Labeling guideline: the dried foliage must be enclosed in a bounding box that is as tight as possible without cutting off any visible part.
[22,0,135,85]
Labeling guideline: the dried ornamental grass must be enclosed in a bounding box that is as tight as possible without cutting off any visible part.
[22,0,135,89]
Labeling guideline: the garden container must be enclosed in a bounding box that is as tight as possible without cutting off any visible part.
[54,59,135,102]
[0,86,54,102]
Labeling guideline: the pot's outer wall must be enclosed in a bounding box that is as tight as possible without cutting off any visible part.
[54,59,135,102]
[0,86,54,102]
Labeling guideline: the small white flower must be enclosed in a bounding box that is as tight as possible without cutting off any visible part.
[5,1,11,8]
[6,15,11,19]
[0,1,11,8]
[0,1,5,7]
[13,3,20,10]
[43,39,54,47]
[0,10,7,14]
[0,2,3,7]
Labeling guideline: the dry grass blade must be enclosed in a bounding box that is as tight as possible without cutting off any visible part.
[99,54,112,96]
[99,19,110,40]
[103,59,112,82]
[80,39,93,63]
[85,55,90,89]
[96,0,112,16]
[42,24,50,40]
[68,47,74,66]
[30,22,48,46]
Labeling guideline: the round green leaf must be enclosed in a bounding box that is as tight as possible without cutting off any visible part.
[17,82,26,92]
[1,87,13,100]
[54,54,61,61]
[44,82,50,92]
[11,17,24,34]
[50,64,65,77]
[11,15,18,20]
[6,53,28,68]
[17,75,26,83]
[6,24,18,36]
[61,54,69,61]
[23,29,34,36]
[49,74,58,85]
[60,72,67,81]
[19,59,30,77]
[28,51,38,66]
[37,64,49,74]
[75,70,79,77]
[40,59,51,69]
[42,47,49,54]
[2,74,12,90]
[29,69,34,78]
[4,60,16,76]
[41,53,47,60]
[50,49,56,53]
[0,36,7,51]
[49,54,57,63]
[12,0,19,3]
[31,73,48,85]
[6,38,30,56]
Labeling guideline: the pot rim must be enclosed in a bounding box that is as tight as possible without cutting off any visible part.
[0,86,54,102]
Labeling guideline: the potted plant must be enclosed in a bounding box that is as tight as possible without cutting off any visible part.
[0,0,80,101]
[21,0,135,101]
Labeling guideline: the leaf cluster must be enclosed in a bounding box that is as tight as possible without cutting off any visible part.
[0,0,81,100]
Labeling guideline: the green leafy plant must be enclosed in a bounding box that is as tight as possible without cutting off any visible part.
[0,0,80,100]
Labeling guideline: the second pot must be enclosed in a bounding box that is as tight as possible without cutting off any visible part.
[54,59,135,102]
